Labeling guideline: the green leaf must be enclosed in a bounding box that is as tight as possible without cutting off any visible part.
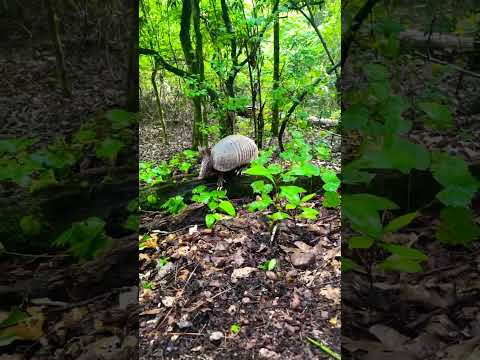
[306,337,341,360]
[268,211,289,222]
[95,138,124,160]
[52,217,111,261]
[363,63,390,82]
[29,169,58,193]
[418,102,454,130]
[259,258,277,271]
[348,236,374,249]
[192,185,207,194]
[205,213,222,228]
[0,334,19,347]
[0,138,36,154]
[19,215,42,235]
[301,193,316,203]
[320,169,341,192]
[104,109,136,130]
[218,200,236,216]
[342,104,369,130]
[251,180,273,195]
[126,198,139,213]
[384,211,419,232]
[123,214,139,231]
[431,152,478,193]
[381,244,427,260]
[248,195,273,212]
[341,257,361,273]
[379,256,423,273]
[436,207,480,247]
[298,207,319,220]
[343,194,398,238]
[230,323,241,334]
[436,185,477,207]
[316,145,331,160]
[147,194,157,204]
[286,162,320,177]
[0,308,28,329]
[244,164,274,184]
[323,191,341,208]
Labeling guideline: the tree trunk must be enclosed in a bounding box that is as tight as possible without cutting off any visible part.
[46,0,71,97]
[124,1,138,112]
[222,77,236,137]
[271,0,280,136]
[192,0,206,146]
[151,67,167,142]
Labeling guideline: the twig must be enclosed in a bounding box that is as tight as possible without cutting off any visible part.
[270,223,279,244]
[414,51,480,79]
[207,287,232,302]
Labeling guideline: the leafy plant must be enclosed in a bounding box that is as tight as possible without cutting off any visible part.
[52,217,112,261]
[343,194,425,273]
[161,195,187,215]
[259,258,277,271]
[191,185,236,228]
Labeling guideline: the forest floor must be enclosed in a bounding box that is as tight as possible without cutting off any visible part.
[139,112,341,358]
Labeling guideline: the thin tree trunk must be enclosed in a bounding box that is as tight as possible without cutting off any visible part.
[46,0,71,97]
[126,6,139,112]
[271,0,280,137]
[151,67,167,142]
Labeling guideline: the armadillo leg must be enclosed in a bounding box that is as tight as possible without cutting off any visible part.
[216,173,225,190]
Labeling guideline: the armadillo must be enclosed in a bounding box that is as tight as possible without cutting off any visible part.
[198,134,258,180]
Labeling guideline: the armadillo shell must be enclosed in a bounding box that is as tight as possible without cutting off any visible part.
[211,134,258,172]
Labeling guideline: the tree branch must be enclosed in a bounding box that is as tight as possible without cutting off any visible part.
[341,0,380,67]
[139,48,191,78]
[278,76,323,151]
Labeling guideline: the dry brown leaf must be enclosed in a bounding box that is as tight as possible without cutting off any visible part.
[0,307,45,341]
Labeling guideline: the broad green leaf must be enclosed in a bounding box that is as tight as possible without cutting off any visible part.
[251,180,273,195]
[381,244,427,260]
[0,308,28,328]
[379,257,423,273]
[348,236,374,249]
[301,193,316,203]
[268,211,289,221]
[123,214,139,231]
[343,194,398,238]
[104,109,136,130]
[248,195,273,212]
[436,207,480,247]
[219,200,236,216]
[29,169,58,193]
[95,138,124,160]
[0,334,19,347]
[298,207,319,220]
[323,191,341,208]
[384,211,419,232]
[244,165,274,184]
[341,257,361,272]
[363,63,390,82]
[436,185,477,207]
[19,215,42,235]
[205,213,222,228]
[147,194,157,204]
[342,104,369,130]
[418,102,454,130]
